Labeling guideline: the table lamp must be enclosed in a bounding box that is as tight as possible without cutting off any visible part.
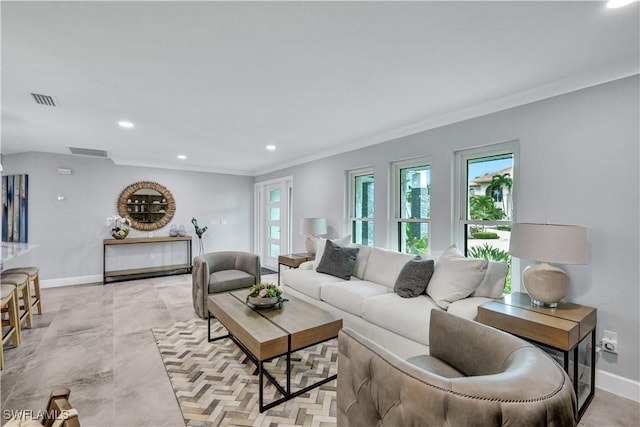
[509,222,587,307]
[300,217,327,254]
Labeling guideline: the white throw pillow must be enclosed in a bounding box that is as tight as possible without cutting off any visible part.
[426,245,488,309]
[472,261,509,298]
[313,235,352,269]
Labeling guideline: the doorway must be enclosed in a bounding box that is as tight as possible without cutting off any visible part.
[254,176,293,269]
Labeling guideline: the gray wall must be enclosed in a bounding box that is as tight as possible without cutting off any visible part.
[257,76,640,384]
[2,152,254,281]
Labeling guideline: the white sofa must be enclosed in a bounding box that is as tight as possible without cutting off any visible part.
[282,242,508,359]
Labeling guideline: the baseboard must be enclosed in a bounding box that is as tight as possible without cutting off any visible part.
[40,274,103,288]
[597,369,640,402]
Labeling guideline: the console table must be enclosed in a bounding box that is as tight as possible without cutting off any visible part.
[478,292,596,420]
[103,236,192,283]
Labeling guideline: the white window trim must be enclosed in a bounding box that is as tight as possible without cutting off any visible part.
[453,140,521,291]
[347,167,374,245]
[390,156,431,253]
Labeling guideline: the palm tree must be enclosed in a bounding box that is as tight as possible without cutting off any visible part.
[489,173,512,216]
[470,195,501,231]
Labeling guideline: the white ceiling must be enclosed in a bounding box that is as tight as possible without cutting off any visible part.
[2,1,638,176]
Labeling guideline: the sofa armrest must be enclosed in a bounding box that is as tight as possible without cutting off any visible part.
[299,260,314,270]
[447,296,494,320]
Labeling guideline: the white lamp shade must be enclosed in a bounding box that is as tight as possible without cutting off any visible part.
[509,223,587,264]
[300,217,327,236]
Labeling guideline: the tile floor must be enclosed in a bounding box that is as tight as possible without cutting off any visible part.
[1,274,638,427]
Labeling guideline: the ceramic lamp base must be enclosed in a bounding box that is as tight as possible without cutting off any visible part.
[305,236,319,255]
[522,263,569,308]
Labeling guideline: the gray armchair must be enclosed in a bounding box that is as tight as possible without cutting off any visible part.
[338,309,577,426]
[192,251,261,318]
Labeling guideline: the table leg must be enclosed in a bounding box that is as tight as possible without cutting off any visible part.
[286,335,291,395]
[278,263,281,286]
[259,361,264,412]
[573,346,579,405]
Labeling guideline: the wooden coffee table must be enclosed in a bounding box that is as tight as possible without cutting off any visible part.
[207,290,342,412]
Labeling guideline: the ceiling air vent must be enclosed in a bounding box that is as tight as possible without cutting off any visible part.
[68,147,109,158]
[30,93,56,107]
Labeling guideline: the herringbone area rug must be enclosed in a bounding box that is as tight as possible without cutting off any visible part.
[152,318,338,427]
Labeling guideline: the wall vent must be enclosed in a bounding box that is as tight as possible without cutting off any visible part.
[68,147,109,158]
[30,93,56,107]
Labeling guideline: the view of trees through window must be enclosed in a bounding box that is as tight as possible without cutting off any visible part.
[466,154,513,293]
[351,172,374,246]
[397,163,430,254]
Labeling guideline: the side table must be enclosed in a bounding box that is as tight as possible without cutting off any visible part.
[477,292,596,420]
[277,253,315,286]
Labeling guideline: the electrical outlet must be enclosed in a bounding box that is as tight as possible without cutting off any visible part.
[602,330,618,354]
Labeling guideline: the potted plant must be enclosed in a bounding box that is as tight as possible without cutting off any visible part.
[246,283,285,308]
[107,215,131,240]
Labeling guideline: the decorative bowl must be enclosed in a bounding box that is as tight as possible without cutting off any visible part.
[248,296,279,307]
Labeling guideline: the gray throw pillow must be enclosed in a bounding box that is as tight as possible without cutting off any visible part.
[316,239,360,280]
[394,258,435,298]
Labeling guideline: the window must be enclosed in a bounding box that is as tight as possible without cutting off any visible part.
[455,141,518,293]
[349,168,374,246]
[392,158,430,254]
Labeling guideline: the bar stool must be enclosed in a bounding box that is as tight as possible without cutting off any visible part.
[1,284,21,370]
[3,267,42,314]
[1,273,32,330]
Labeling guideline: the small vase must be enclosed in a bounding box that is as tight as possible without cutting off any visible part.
[111,228,129,240]
[169,224,178,237]
[178,225,186,237]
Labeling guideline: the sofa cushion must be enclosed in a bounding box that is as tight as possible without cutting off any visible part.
[208,270,255,293]
[313,235,352,269]
[362,247,416,288]
[351,244,373,279]
[394,258,435,298]
[362,293,441,345]
[472,261,509,298]
[316,240,360,280]
[282,268,346,299]
[426,245,488,309]
[321,281,391,317]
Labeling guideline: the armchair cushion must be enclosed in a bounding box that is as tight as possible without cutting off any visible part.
[208,270,255,293]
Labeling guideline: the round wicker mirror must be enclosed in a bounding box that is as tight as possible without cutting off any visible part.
[117,181,176,231]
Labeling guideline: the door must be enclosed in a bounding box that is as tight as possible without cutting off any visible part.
[254,177,292,269]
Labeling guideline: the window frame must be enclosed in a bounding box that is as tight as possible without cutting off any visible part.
[347,167,375,246]
[390,156,431,254]
[454,140,520,291]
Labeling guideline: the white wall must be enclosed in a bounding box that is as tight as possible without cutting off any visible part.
[257,76,640,390]
[1,152,254,283]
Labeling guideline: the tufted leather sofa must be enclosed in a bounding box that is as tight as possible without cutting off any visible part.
[337,310,577,427]
[191,251,260,318]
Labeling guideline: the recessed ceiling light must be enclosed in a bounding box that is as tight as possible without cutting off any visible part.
[177,154,187,160]
[266,145,276,151]
[118,120,134,129]
[607,0,638,8]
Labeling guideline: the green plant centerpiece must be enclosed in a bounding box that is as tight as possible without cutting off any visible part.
[246,283,286,308]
